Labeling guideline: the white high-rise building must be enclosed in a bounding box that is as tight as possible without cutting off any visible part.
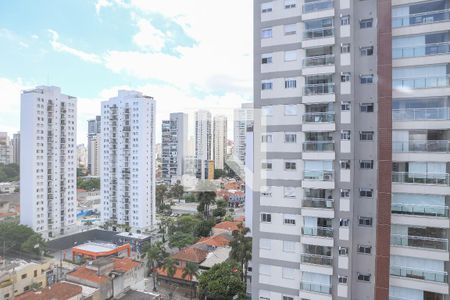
[20,86,77,238]
[0,132,13,165]
[101,90,156,231]
[195,110,212,179]
[87,116,101,176]
[213,115,227,170]
[233,103,254,165]
[12,132,20,165]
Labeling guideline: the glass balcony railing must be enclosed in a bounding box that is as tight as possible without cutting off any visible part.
[393,108,450,121]
[301,253,333,266]
[391,234,448,250]
[302,226,333,237]
[390,266,448,283]
[392,172,450,186]
[303,54,335,67]
[392,203,449,217]
[392,9,450,28]
[302,197,334,209]
[393,75,450,89]
[303,27,334,40]
[303,141,335,152]
[304,170,334,181]
[300,282,332,294]
[393,42,450,59]
[303,0,334,13]
[304,83,335,95]
[393,140,450,153]
[303,111,335,123]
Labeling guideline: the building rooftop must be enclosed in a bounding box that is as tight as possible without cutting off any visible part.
[112,257,141,273]
[156,266,195,282]
[171,247,208,264]
[116,231,151,240]
[73,242,118,253]
[196,235,230,248]
[15,282,82,300]
[213,221,241,232]
[199,247,231,269]
[68,266,109,284]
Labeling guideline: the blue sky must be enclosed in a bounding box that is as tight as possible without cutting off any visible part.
[0,0,252,143]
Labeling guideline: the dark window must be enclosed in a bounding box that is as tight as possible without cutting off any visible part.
[358,245,372,254]
[360,46,374,56]
[360,19,373,28]
[357,273,371,282]
[360,74,374,84]
[261,213,272,223]
[339,247,349,255]
[359,217,373,226]
[359,188,373,197]
[338,276,348,284]
[360,103,374,112]
[360,160,374,169]
[285,162,297,170]
[360,131,374,141]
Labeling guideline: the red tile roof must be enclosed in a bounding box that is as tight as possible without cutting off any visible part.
[68,266,109,284]
[15,282,82,300]
[234,216,245,222]
[171,247,208,264]
[112,257,141,272]
[197,235,230,247]
[213,221,241,232]
[156,266,194,281]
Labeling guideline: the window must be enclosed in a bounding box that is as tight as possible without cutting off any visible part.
[261,81,273,90]
[283,241,296,252]
[338,275,348,284]
[360,18,373,28]
[360,74,374,84]
[284,24,297,35]
[341,101,350,111]
[283,297,294,300]
[261,28,273,39]
[284,215,296,225]
[284,187,296,198]
[285,79,297,88]
[360,160,373,169]
[360,103,374,112]
[261,213,272,223]
[340,189,350,198]
[340,218,350,226]
[260,238,271,250]
[341,130,351,140]
[357,273,371,282]
[285,162,297,170]
[360,131,374,141]
[359,188,373,197]
[341,43,351,53]
[262,162,273,170]
[284,0,296,9]
[360,46,374,56]
[284,50,297,61]
[261,186,272,197]
[284,133,297,143]
[341,72,351,82]
[262,106,273,116]
[341,15,350,25]
[282,267,295,279]
[261,2,273,13]
[358,245,372,254]
[261,134,272,143]
[262,53,273,64]
[359,217,373,226]
[339,247,349,255]
[340,160,350,169]
[284,105,298,116]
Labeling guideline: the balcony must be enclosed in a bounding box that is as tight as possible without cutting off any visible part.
[392,9,450,28]
[393,140,450,153]
[303,141,335,152]
[300,282,331,294]
[392,203,449,217]
[303,112,335,123]
[303,54,335,67]
[302,226,333,237]
[303,0,333,13]
[393,108,450,121]
[391,234,448,251]
[393,75,450,90]
[392,172,450,186]
[390,266,448,283]
[393,42,450,59]
[303,27,334,40]
[302,197,334,209]
[301,253,332,266]
[304,170,334,181]
[304,83,335,96]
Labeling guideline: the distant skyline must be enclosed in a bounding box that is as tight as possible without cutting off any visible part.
[0,0,252,144]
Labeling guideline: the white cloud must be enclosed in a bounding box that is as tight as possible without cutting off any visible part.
[132,18,166,52]
[0,78,29,135]
[48,29,102,64]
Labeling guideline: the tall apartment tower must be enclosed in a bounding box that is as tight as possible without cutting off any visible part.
[12,132,20,165]
[213,115,228,170]
[233,103,254,165]
[253,0,450,299]
[195,110,212,179]
[87,116,101,176]
[100,90,156,231]
[161,112,188,184]
[20,86,77,239]
[0,132,12,165]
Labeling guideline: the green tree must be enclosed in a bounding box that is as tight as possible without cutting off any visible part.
[216,199,228,209]
[213,169,227,179]
[156,185,168,212]
[194,219,214,238]
[169,182,184,200]
[0,223,46,257]
[0,163,19,182]
[183,193,196,203]
[162,257,177,279]
[143,242,167,292]
[21,234,46,256]
[229,224,252,290]
[168,232,197,249]
[173,215,201,234]
[196,191,216,219]
[198,261,245,300]
[182,262,199,300]
[212,207,226,218]
[77,178,100,190]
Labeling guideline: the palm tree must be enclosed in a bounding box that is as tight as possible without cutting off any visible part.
[163,257,177,279]
[182,262,199,300]
[229,224,252,291]
[197,191,216,219]
[145,242,167,292]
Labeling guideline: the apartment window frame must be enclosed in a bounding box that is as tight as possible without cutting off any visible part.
[261,28,273,39]
[261,186,272,197]
[282,267,295,280]
[339,247,349,256]
[340,218,350,227]
[360,46,374,56]
[261,81,273,90]
[261,134,273,143]
[284,78,297,89]
[262,162,273,170]
[360,18,373,29]
[341,43,351,53]
[285,162,297,170]
[360,103,374,113]
[359,188,373,198]
[283,240,296,252]
[340,189,350,198]
[340,160,350,169]
[357,273,371,282]
[341,15,350,25]
[338,275,348,284]
[341,72,351,82]
[283,214,296,225]
[360,74,374,84]
[261,213,272,223]
[284,0,296,9]
[357,245,372,254]
[360,131,374,141]
[284,187,297,199]
[341,130,351,140]
[341,101,351,111]
[360,160,374,169]
[358,217,373,227]
[283,296,294,300]
[261,2,273,13]
[284,133,297,143]
[284,50,297,62]
[284,24,297,36]
[262,53,273,64]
